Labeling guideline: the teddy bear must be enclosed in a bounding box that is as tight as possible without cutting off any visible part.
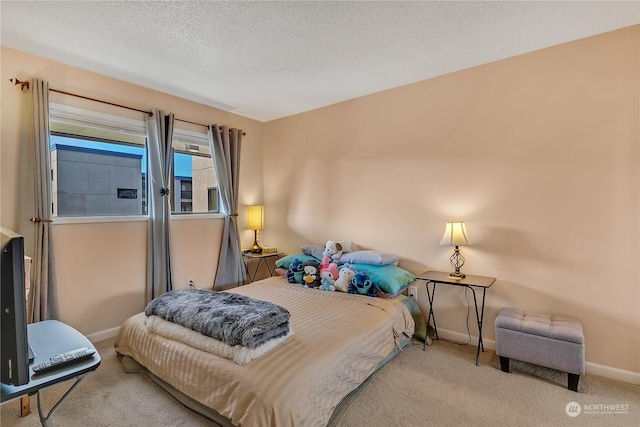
[319,261,339,291]
[333,266,355,292]
[286,259,305,283]
[301,260,322,288]
[348,271,378,297]
[323,240,343,262]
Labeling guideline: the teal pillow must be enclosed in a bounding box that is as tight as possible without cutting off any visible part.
[275,253,318,269]
[348,263,416,294]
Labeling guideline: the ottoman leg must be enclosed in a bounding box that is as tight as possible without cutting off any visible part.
[568,374,580,392]
[499,356,510,373]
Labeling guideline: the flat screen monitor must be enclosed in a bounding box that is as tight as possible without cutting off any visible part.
[1,227,30,386]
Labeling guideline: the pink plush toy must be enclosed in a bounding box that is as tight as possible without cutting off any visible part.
[319,257,339,291]
[320,255,330,271]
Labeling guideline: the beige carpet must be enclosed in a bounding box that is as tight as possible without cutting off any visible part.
[1,337,638,426]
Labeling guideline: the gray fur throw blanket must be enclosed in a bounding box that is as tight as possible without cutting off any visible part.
[145,289,290,349]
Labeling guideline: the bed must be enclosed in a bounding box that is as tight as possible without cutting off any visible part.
[114,275,415,427]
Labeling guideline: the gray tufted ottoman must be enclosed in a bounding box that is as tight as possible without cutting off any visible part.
[495,308,585,392]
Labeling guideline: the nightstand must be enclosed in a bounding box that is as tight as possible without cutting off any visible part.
[415,270,496,365]
[242,252,284,283]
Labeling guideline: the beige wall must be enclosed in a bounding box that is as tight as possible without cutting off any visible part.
[263,26,639,374]
[1,47,265,337]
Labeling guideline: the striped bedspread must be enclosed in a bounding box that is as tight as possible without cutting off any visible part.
[145,315,294,365]
[115,276,414,427]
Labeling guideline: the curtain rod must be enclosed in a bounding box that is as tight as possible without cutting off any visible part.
[10,78,246,135]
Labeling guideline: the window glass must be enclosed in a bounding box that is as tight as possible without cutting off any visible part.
[171,140,216,214]
[50,134,147,216]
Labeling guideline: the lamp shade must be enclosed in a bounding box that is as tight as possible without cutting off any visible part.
[439,221,469,246]
[247,205,264,231]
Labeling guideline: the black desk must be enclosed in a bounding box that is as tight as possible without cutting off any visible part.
[242,252,284,282]
[416,271,496,366]
[1,320,101,426]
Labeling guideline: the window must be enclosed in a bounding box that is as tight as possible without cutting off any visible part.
[208,187,219,212]
[117,188,138,199]
[49,103,148,218]
[49,103,219,219]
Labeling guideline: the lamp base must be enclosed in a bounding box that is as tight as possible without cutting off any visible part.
[448,246,466,279]
[251,230,263,253]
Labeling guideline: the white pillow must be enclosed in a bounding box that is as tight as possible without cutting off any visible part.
[301,244,324,260]
[338,250,399,266]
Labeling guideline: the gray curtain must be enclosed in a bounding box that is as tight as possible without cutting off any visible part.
[28,78,59,322]
[208,125,246,290]
[146,110,175,303]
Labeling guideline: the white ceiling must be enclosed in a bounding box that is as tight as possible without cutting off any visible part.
[2,1,638,122]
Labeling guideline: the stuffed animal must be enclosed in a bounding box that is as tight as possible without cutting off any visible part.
[323,240,343,262]
[301,260,322,288]
[333,266,355,292]
[319,261,339,291]
[286,259,305,283]
[349,271,377,297]
[320,255,330,272]
[320,276,335,291]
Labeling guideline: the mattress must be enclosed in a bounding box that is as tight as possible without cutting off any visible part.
[114,276,415,427]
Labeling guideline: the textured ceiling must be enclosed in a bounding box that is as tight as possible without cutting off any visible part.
[2,1,638,122]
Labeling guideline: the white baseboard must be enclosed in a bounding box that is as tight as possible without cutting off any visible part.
[435,327,639,385]
[86,326,121,343]
[585,361,640,385]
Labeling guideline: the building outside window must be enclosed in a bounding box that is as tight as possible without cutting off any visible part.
[51,138,145,217]
[207,187,219,213]
[173,176,193,212]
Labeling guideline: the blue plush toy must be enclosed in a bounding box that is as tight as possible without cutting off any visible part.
[348,271,378,297]
[286,259,304,283]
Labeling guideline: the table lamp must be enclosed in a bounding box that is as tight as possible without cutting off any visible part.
[247,205,264,253]
[439,221,470,279]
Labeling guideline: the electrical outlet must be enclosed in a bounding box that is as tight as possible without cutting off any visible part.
[408,286,417,301]
[187,277,195,288]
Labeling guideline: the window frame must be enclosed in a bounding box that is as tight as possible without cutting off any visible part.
[48,103,224,223]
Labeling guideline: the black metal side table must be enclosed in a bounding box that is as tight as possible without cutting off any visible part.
[242,252,284,283]
[415,270,496,365]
